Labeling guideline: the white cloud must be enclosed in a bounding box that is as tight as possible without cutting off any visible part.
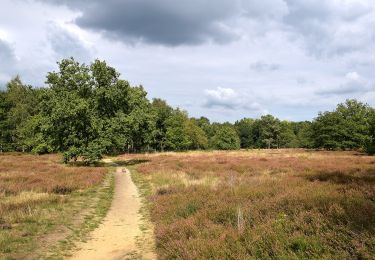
[204,87,238,109]
[203,87,268,116]
[316,71,371,95]
[346,72,360,81]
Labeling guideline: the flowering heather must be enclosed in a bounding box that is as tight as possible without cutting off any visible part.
[119,150,375,259]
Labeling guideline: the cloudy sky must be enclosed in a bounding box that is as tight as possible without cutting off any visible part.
[1,0,375,122]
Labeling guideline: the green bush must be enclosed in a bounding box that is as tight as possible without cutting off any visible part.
[81,143,104,165]
[32,143,53,155]
[365,142,375,155]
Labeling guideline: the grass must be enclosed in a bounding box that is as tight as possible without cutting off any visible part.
[0,153,112,259]
[45,170,115,259]
[129,166,157,259]
[117,149,375,259]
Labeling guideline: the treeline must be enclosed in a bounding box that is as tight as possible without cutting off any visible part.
[1,58,375,163]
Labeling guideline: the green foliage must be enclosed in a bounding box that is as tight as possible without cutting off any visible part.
[32,143,53,155]
[193,117,211,136]
[1,59,374,158]
[0,76,39,152]
[0,91,10,151]
[312,99,373,150]
[279,121,298,148]
[253,115,281,149]
[210,125,240,150]
[33,58,156,162]
[365,111,375,155]
[187,120,208,150]
[165,110,192,150]
[294,121,314,148]
[81,142,104,165]
[152,99,173,151]
[235,118,255,148]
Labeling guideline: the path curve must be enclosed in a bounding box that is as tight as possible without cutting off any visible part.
[70,162,155,259]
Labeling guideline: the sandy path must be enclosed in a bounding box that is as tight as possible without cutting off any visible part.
[70,164,155,260]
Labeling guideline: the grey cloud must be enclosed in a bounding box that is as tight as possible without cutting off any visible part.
[0,39,15,62]
[36,0,375,58]
[283,0,375,57]
[316,72,371,96]
[41,0,241,46]
[241,0,288,19]
[47,23,91,62]
[250,61,281,72]
[0,39,17,88]
[296,77,308,85]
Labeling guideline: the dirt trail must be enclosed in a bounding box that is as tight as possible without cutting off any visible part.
[70,162,155,260]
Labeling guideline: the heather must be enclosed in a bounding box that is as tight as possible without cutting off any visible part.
[120,150,375,259]
[0,153,110,259]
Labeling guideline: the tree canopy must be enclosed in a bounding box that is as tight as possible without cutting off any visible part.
[1,58,374,162]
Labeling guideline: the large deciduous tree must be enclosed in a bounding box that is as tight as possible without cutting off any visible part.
[210,125,240,150]
[165,110,192,151]
[312,99,373,150]
[253,115,281,149]
[33,58,155,163]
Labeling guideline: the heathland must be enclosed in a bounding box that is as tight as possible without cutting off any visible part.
[0,153,112,259]
[117,149,375,259]
[1,150,374,259]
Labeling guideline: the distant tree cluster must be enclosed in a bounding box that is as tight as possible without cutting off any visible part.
[1,58,374,163]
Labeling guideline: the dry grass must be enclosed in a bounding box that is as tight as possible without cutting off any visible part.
[0,153,108,259]
[0,153,105,194]
[118,149,375,259]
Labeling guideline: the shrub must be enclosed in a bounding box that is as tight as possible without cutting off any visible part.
[365,141,375,155]
[32,143,53,155]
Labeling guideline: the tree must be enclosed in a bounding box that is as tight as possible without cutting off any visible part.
[365,111,375,154]
[3,58,375,158]
[294,121,313,148]
[165,110,192,151]
[278,121,298,148]
[235,118,255,148]
[253,115,281,149]
[152,98,173,151]
[33,58,156,164]
[312,99,373,150]
[312,111,342,149]
[193,117,211,136]
[2,76,39,152]
[0,90,10,152]
[187,119,208,150]
[210,125,240,150]
[336,100,372,149]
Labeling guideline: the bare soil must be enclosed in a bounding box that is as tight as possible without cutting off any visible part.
[70,166,155,259]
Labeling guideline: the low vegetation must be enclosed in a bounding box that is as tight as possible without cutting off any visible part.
[119,150,375,259]
[0,153,111,259]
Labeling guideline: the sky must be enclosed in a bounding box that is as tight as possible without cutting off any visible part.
[1,0,375,122]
